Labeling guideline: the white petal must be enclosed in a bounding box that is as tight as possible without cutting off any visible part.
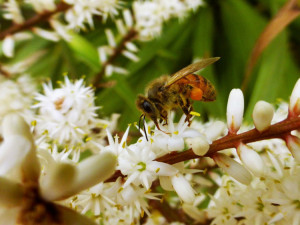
[148,161,178,176]
[226,89,244,133]
[286,135,300,162]
[122,50,139,62]
[237,143,265,177]
[123,9,133,27]
[3,36,14,58]
[159,176,173,191]
[2,114,40,181]
[213,153,252,185]
[67,152,116,197]
[205,121,227,142]
[0,135,31,176]
[33,27,60,42]
[105,29,116,47]
[289,78,300,116]
[39,162,77,201]
[171,173,195,203]
[182,203,206,222]
[168,137,184,151]
[253,101,274,132]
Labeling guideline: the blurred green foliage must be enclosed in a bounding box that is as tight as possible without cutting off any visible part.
[1,0,299,130]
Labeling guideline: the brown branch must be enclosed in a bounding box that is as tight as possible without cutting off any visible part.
[157,116,300,164]
[92,29,137,87]
[0,2,71,40]
[106,116,300,182]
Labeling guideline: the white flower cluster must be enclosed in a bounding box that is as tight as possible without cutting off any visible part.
[33,76,100,145]
[0,62,299,225]
[66,113,210,224]
[207,144,300,225]
[133,0,205,40]
[204,79,300,224]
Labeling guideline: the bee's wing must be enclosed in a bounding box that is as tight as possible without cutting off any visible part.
[164,57,220,88]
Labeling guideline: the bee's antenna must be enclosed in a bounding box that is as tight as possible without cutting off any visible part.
[138,114,144,132]
[143,115,149,142]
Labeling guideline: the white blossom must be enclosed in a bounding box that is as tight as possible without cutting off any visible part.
[118,143,178,189]
[33,76,99,145]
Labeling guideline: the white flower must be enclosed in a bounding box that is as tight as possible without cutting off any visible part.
[118,143,178,189]
[73,182,116,215]
[103,126,130,156]
[133,1,163,40]
[64,0,122,29]
[226,89,244,134]
[117,183,160,218]
[151,113,202,155]
[33,76,99,145]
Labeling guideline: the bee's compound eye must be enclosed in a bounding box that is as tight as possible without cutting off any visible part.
[142,101,153,113]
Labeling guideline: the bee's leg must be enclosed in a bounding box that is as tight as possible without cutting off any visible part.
[178,96,193,126]
[155,103,168,125]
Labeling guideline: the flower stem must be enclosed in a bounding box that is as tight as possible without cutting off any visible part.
[0,2,71,40]
[157,116,300,164]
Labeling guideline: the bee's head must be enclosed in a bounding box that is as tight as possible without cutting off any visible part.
[136,95,159,123]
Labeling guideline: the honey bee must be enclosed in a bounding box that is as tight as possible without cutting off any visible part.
[136,57,219,131]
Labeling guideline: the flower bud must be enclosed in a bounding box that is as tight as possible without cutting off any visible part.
[212,153,252,185]
[226,89,244,133]
[289,78,300,117]
[237,143,265,177]
[285,135,300,162]
[252,101,274,132]
[3,36,14,58]
[171,173,195,203]
[187,136,210,156]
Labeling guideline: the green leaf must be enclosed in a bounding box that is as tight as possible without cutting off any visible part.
[67,33,100,71]
[245,32,299,120]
